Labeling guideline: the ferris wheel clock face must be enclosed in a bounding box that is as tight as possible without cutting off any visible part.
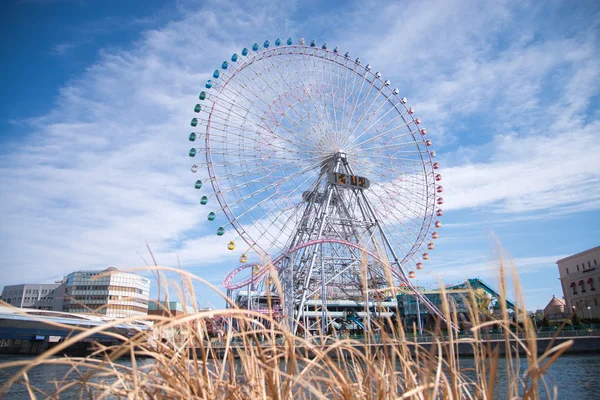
[327,172,370,189]
[187,38,443,279]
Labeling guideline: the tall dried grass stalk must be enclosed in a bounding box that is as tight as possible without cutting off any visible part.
[0,243,570,399]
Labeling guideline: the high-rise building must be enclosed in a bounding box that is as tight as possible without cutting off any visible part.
[557,245,600,319]
[62,267,151,318]
[1,282,65,311]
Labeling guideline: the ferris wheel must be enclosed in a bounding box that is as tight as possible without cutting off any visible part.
[188,38,444,331]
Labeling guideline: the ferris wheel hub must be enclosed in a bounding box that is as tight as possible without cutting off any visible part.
[335,151,347,160]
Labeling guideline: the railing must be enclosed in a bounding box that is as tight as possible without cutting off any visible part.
[410,330,600,343]
[345,328,600,343]
[537,323,600,331]
[205,328,600,348]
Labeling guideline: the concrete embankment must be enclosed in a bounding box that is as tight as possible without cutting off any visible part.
[374,335,600,357]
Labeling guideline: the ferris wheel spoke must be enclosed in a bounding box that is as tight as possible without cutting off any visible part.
[307,51,348,145]
[246,205,300,254]
[343,69,376,140]
[214,161,307,192]
[221,186,292,230]
[248,202,305,254]
[359,141,425,154]
[213,160,322,213]
[215,70,320,147]
[209,93,318,148]
[345,84,388,143]
[351,117,420,150]
[366,169,430,205]
[367,184,429,226]
[249,171,324,230]
[278,51,338,126]
[306,53,340,132]
[241,55,328,141]
[339,60,364,135]
[352,102,411,146]
[338,57,353,138]
[322,60,342,145]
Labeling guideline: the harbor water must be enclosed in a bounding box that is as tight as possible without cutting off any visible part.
[1,353,599,399]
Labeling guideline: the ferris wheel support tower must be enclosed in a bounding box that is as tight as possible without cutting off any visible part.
[279,151,445,334]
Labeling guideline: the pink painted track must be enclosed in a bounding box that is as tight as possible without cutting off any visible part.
[222,238,400,289]
[221,237,449,322]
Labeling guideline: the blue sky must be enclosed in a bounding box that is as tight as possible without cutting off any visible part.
[1,0,599,311]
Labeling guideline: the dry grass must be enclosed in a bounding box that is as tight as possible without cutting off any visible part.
[0,245,571,399]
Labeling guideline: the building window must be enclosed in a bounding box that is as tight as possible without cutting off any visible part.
[588,261,592,268]
[595,299,598,307]
[566,268,569,274]
[594,259,597,265]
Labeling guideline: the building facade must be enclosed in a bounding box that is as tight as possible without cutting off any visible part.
[1,283,65,311]
[543,295,567,322]
[1,268,151,319]
[148,301,195,317]
[557,245,600,319]
[62,268,151,318]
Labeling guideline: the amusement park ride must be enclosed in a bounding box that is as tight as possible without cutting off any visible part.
[187,38,445,334]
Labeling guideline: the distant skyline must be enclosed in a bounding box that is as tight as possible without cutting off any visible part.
[1,0,599,311]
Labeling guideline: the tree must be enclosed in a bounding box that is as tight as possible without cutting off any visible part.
[541,316,550,327]
[572,312,582,326]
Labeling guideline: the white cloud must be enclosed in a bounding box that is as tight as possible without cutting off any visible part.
[442,122,600,213]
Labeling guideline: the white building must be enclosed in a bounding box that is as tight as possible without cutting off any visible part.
[62,267,151,318]
[557,245,600,319]
[2,268,151,319]
[1,282,65,311]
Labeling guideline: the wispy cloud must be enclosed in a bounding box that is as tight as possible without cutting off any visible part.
[51,42,80,56]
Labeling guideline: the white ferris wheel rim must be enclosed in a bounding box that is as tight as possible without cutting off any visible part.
[190,38,442,272]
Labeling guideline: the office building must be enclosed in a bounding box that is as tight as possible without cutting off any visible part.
[1,282,65,311]
[2,267,151,319]
[62,267,151,318]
